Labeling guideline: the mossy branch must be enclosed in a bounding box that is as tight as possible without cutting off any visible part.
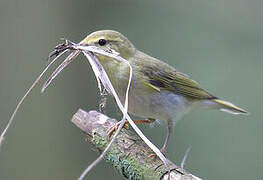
[72,109,202,180]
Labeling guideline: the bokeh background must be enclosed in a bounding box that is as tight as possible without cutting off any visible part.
[0,0,262,179]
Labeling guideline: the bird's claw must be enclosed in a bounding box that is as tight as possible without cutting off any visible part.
[147,148,166,159]
[107,121,129,140]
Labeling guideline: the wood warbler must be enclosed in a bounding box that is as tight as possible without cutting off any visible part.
[80,30,248,154]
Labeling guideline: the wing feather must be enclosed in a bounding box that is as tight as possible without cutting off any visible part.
[141,66,216,100]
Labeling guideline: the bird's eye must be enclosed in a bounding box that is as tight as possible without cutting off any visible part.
[98,39,107,46]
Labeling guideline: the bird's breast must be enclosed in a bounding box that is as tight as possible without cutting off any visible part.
[98,57,192,123]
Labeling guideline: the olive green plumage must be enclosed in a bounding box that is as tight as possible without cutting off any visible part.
[139,59,216,100]
[81,30,248,154]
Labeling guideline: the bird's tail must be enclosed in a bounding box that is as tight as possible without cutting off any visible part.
[213,99,249,115]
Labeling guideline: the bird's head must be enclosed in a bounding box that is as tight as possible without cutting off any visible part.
[81,30,136,60]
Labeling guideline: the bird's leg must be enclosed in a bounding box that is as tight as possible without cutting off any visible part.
[160,120,173,154]
[148,120,173,158]
[107,118,155,140]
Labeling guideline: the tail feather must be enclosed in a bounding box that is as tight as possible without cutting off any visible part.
[213,99,249,115]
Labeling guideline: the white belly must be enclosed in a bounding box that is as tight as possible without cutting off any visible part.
[128,90,192,123]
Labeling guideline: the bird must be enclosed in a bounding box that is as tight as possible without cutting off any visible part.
[80,30,248,155]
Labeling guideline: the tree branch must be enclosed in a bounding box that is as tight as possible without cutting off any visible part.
[71,109,202,180]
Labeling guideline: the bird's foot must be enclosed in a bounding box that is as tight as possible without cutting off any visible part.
[147,147,166,159]
[107,120,129,140]
[107,119,154,140]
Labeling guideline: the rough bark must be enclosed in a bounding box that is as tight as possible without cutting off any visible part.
[72,109,202,180]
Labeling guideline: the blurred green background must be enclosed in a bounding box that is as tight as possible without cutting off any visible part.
[0,0,262,179]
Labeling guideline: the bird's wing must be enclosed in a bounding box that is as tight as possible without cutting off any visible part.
[141,66,216,100]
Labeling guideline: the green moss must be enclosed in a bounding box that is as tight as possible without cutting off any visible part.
[92,131,160,180]
[105,152,159,180]
[92,131,109,150]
